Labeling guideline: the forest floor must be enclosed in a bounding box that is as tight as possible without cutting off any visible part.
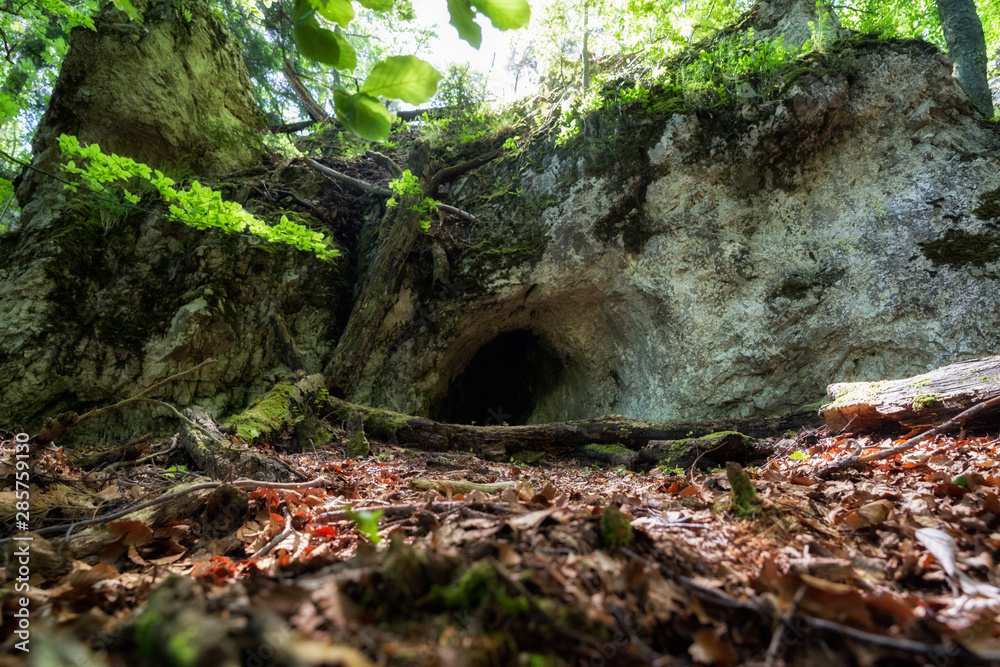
[2,418,1000,667]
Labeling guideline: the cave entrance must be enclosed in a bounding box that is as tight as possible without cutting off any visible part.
[432,329,565,425]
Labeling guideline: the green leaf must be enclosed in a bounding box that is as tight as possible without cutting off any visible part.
[472,0,529,30]
[447,0,482,48]
[310,0,354,27]
[362,55,442,104]
[345,507,384,543]
[355,0,392,9]
[789,451,808,460]
[292,0,316,24]
[294,24,342,67]
[334,90,393,141]
[331,31,357,70]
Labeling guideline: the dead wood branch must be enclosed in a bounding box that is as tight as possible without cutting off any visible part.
[303,156,480,222]
[365,150,402,178]
[315,500,512,524]
[304,156,391,195]
[324,394,820,454]
[282,60,329,123]
[34,359,217,444]
[179,406,293,482]
[426,149,501,194]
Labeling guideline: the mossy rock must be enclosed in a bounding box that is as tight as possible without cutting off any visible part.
[633,431,754,471]
[227,382,296,441]
[577,443,635,468]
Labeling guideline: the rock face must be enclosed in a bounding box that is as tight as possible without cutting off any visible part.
[0,0,349,442]
[4,4,1000,439]
[352,39,1000,427]
[17,0,261,209]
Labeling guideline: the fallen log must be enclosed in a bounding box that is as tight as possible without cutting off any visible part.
[322,392,822,456]
[230,373,822,462]
[820,355,1000,432]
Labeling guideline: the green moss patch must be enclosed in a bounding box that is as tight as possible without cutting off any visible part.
[972,187,1000,222]
[912,392,942,412]
[363,408,413,441]
[920,229,1000,268]
[227,382,295,440]
[578,443,635,467]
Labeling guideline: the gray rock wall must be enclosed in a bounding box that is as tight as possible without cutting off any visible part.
[356,41,1000,426]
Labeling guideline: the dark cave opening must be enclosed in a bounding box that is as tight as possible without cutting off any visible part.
[432,329,565,426]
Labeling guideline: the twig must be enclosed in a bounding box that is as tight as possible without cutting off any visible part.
[435,202,479,223]
[304,156,391,195]
[303,157,481,223]
[34,359,217,443]
[0,476,327,545]
[314,500,512,524]
[271,455,309,481]
[249,511,295,560]
[141,398,231,448]
[425,149,501,194]
[765,584,807,667]
[815,393,1000,479]
[133,434,178,466]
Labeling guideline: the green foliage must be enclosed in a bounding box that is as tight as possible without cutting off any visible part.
[333,90,394,141]
[802,2,836,52]
[363,55,443,104]
[58,135,339,260]
[387,169,437,231]
[433,62,490,113]
[345,507,384,542]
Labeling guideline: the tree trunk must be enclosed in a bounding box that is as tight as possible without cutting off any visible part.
[324,142,432,397]
[582,1,591,91]
[820,355,1000,432]
[936,0,995,116]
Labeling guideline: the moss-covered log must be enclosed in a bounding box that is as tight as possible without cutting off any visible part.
[820,355,1000,432]
[324,393,818,456]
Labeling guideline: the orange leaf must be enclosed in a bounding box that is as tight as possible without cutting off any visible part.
[108,520,154,546]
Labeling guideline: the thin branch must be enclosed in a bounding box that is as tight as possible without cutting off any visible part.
[303,156,391,195]
[141,398,232,448]
[425,149,501,194]
[303,157,481,222]
[35,359,217,443]
[250,510,295,560]
[435,201,479,223]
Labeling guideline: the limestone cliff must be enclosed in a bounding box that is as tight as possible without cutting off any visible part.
[354,39,1000,426]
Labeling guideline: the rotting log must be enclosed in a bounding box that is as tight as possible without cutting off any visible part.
[324,395,822,456]
[180,406,291,482]
[820,355,1000,432]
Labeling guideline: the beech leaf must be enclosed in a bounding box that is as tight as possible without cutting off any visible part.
[362,55,442,105]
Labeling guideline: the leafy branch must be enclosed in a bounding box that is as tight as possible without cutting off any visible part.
[58,135,340,261]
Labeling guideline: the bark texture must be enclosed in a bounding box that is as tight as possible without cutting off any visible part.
[936,0,995,116]
[821,355,1000,431]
